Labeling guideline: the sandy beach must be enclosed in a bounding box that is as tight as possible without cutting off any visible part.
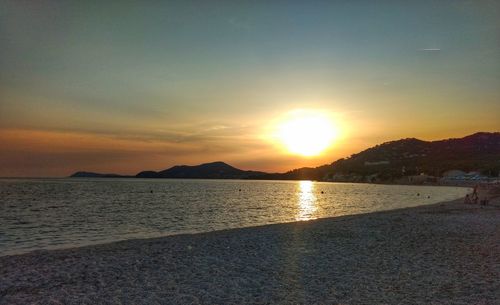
[1,187,499,305]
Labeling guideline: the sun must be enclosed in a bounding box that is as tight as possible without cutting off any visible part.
[276,110,338,157]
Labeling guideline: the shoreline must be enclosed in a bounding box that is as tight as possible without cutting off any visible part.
[0,193,471,259]
[0,198,460,260]
[1,188,499,304]
[2,175,495,186]
[0,183,471,259]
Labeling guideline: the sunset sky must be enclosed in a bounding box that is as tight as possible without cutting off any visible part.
[1,0,499,177]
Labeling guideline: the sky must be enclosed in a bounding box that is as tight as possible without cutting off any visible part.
[0,0,499,177]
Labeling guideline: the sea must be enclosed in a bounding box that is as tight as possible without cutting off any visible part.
[0,178,469,256]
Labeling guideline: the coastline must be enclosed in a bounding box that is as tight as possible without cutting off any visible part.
[1,188,499,304]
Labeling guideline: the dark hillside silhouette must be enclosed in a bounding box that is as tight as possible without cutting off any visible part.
[71,132,500,181]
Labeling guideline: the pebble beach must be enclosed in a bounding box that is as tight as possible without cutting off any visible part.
[1,187,499,305]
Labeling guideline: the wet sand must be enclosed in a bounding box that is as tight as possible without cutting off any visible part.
[1,187,499,304]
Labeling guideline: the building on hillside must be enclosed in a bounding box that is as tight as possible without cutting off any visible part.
[364,160,390,166]
[440,170,489,183]
[406,174,437,185]
[442,170,466,178]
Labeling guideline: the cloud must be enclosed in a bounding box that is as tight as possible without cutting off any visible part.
[419,48,441,52]
[0,124,271,177]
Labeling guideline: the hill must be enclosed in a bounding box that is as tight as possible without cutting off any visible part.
[70,132,500,182]
[70,172,130,178]
[136,161,267,179]
[256,132,500,182]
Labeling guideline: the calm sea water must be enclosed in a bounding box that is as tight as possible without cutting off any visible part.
[0,178,468,256]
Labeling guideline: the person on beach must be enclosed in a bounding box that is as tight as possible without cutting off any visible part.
[472,185,479,197]
[464,194,471,204]
[471,186,479,204]
[472,194,479,204]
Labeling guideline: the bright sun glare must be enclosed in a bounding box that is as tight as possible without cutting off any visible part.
[276,110,338,157]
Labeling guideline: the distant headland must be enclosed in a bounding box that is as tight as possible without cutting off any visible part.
[71,132,500,183]
[71,161,267,180]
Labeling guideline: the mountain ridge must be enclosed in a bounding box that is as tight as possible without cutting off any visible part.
[71,161,268,179]
[136,161,267,179]
[70,132,500,181]
[254,132,500,181]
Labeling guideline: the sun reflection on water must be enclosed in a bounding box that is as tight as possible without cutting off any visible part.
[296,180,318,221]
